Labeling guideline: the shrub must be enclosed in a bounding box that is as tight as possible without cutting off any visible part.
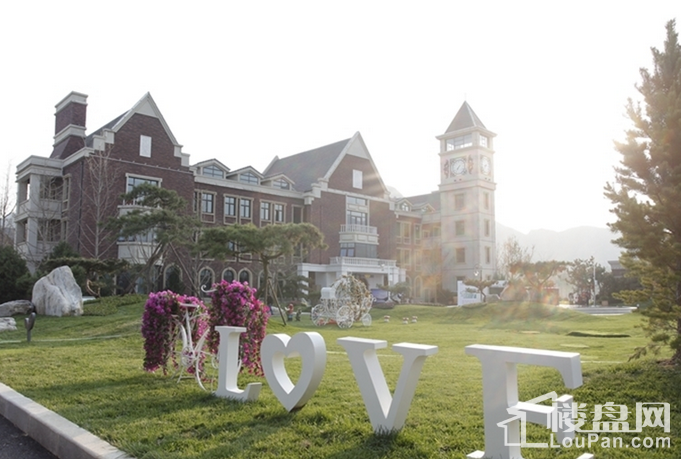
[206,281,269,376]
[0,245,30,303]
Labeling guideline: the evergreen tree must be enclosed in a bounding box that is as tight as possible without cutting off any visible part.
[604,20,681,363]
[106,183,199,294]
[509,261,565,303]
[0,245,30,303]
[199,222,326,319]
[566,257,606,306]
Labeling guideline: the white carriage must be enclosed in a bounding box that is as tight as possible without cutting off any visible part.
[310,276,373,328]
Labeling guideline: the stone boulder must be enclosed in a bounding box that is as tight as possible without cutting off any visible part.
[0,300,33,317]
[0,318,17,332]
[32,266,83,317]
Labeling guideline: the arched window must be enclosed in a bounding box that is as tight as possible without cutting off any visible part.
[202,165,224,178]
[239,172,259,185]
[199,268,214,292]
[164,265,183,292]
[258,271,265,291]
[222,268,235,283]
[239,269,251,284]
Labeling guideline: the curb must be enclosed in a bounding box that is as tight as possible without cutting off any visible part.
[0,383,133,459]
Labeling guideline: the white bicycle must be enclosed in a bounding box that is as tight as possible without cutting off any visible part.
[171,302,219,391]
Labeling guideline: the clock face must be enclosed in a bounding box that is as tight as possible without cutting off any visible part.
[481,156,491,175]
[451,157,467,176]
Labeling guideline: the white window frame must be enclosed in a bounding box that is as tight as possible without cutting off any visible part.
[240,198,252,220]
[273,203,285,223]
[260,201,271,222]
[352,170,363,189]
[139,135,152,157]
[224,195,237,218]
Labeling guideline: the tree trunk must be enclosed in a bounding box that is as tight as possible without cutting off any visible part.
[674,278,681,365]
[673,317,681,365]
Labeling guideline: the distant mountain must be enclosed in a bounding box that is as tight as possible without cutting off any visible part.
[496,223,622,269]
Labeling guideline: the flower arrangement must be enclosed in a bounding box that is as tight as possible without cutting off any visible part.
[141,291,207,374]
[206,280,269,376]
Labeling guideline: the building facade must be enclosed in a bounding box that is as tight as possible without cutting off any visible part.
[15,92,497,302]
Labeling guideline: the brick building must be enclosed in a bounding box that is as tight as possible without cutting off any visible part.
[15,92,497,302]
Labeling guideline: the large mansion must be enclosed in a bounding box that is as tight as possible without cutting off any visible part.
[15,92,497,301]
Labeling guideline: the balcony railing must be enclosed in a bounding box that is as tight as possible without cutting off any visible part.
[329,257,396,268]
[340,224,377,235]
[15,199,62,218]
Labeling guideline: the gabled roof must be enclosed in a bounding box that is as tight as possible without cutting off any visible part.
[225,165,263,179]
[444,101,486,134]
[85,92,181,148]
[264,138,352,192]
[193,158,231,173]
[262,172,292,182]
[403,191,441,212]
[264,132,390,196]
[85,113,126,147]
[261,173,295,187]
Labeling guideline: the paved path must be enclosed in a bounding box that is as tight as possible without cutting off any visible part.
[567,306,637,315]
[0,414,57,459]
[0,382,133,459]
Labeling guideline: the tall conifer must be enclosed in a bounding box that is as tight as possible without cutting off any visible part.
[605,20,681,363]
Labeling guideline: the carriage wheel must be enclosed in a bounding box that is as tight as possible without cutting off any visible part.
[336,305,353,329]
[361,313,372,327]
[311,304,328,326]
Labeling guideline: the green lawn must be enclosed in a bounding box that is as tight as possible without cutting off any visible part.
[0,300,678,458]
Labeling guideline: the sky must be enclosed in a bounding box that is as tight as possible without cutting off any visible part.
[1,1,679,233]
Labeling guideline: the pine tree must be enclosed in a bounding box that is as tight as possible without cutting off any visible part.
[604,20,681,363]
[106,183,199,294]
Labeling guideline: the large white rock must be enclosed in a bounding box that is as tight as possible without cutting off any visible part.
[0,300,33,317]
[0,318,17,332]
[32,266,83,317]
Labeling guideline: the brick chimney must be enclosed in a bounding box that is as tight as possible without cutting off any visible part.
[51,91,87,159]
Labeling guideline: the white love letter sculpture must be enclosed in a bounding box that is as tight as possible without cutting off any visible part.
[465,344,583,459]
[261,332,327,411]
[337,337,438,434]
[214,326,262,402]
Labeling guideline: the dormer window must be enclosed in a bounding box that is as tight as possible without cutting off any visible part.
[273,178,290,190]
[239,172,259,185]
[400,202,410,211]
[202,165,224,178]
[446,134,472,151]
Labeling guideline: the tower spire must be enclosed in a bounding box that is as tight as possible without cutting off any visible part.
[444,101,486,134]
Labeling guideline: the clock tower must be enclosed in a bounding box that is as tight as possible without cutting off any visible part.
[437,102,497,293]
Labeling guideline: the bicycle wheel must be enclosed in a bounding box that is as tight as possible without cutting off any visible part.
[171,322,195,383]
[194,330,219,392]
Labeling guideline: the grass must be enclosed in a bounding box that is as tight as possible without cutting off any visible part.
[0,300,679,458]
